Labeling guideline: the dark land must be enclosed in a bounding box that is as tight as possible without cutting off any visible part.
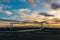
[0,27,60,40]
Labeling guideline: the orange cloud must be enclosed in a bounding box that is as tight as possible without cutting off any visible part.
[48,9,60,18]
[17,8,60,22]
[28,11,39,20]
[5,11,12,15]
[17,9,40,20]
[17,9,54,21]
[18,9,30,19]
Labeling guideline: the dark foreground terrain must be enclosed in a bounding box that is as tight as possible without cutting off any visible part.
[0,27,60,40]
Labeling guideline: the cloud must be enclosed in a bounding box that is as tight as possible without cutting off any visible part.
[16,8,55,21]
[51,3,60,10]
[18,9,31,13]
[28,0,40,7]
[20,0,41,7]
[0,4,11,8]
[0,4,12,16]
[36,0,40,3]
[43,0,60,9]
[4,11,12,15]
[16,8,39,20]
[10,15,20,20]
[54,0,60,4]
[29,0,36,7]
[18,8,30,18]
[42,0,60,19]
[19,0,60,9]
[54,18,60,22]
[0,4,12,13]
[39,12,54,17]
[0,6,3,12]
[48,9,60,18]
[42,0,54,9]
[13,8,60,21]
[28,11,40,20]
[28,0,54,7]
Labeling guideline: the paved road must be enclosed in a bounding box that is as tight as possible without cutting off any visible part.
[0,31,60,40]
[0,28,60,40]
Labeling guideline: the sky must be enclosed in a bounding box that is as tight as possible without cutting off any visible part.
[0,0,60,21]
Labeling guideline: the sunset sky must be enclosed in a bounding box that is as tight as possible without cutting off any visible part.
[0,0,60,21]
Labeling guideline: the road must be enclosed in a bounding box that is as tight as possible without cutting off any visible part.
[0,30,60,40]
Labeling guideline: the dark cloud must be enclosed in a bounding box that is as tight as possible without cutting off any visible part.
[44,0,54,3]
[39,12,54,17]
[51,3,60,10]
